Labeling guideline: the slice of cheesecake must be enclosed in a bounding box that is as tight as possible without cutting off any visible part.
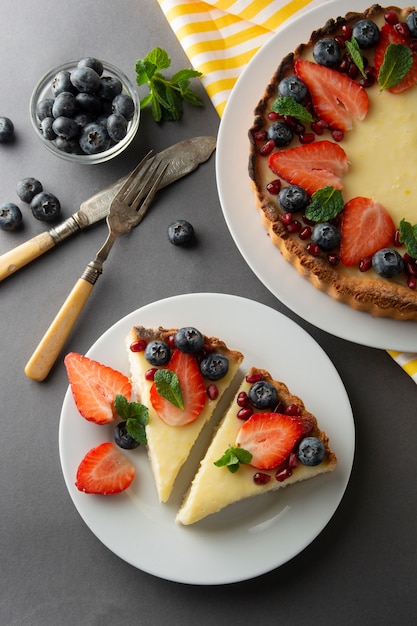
[126,326,243,502]
[176,367,337,525]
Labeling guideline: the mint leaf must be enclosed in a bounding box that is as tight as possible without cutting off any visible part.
[271,97,313,123]
[305,186,344,222]
[399,219,417,259]
[154,369,184,409]
[114,394,149,445]
[145,47,171,71]
[345,37,366,78]
[378,43,412,90]
[214,446,253,473]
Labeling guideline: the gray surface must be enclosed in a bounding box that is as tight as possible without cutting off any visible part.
[1,1,416,624]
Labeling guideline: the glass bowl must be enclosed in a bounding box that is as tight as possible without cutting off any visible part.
[30,59,140,164]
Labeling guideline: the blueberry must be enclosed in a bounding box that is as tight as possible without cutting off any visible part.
[55,136,80,154]
[36,98,54,120]
[75,92,102,115]
[98,75,123,100]
[311,222,341,251]
[0,202,22,231]
[77,57,104,77]
[167,219,195,246]
[52,91,76,118]
[40,117,56,140]
[372,248,404,278]
[174,327,204,354]
[113,421,140,450]
[30,191,61,222]
[51,70,75,96]
[52,116,80,140]
[267,121,293,147]
[70,66,101,94]
[199,353,229,381]
[112,93,135,121]
[79,122,111,154]
[16,177,43,203]
[107,113,128,141]
[248,380,278,409]
[406,11,417,38]
[73,112,93,130]
[297,437,326,466]
[313,38,341,68]
[352,19,380,49]
[0,117,14,143]
[277,76,307,103]
[144,340,171,366]
[278,185,309,213]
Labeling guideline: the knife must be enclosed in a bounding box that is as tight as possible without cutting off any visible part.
[0,136,216,282]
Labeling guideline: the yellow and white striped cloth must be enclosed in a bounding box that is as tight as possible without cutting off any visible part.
[156,0,417,384]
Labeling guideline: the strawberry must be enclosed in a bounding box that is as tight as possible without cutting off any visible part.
[150,349,206,426]
[340,197,396,267]
[76,442,135,494]
[235,412,304,470]
[268,140,348,195]
[64,352,132,425]
[294,59,369,131]
[374,24,417,93]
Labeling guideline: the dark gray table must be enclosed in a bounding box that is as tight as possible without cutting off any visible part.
[1,1,416,624]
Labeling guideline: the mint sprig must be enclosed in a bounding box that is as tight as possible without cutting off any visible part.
[271,97,313,123]
[135,47,203,122]
[153,369,184,410]
[214,446,253,473]
[378,43,413,90]
[305,186,344,222]
[345,37,367,78]
[399,219,417,259]
[114,394,149,445]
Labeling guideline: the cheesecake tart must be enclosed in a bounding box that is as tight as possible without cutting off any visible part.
[126,325,243,502]
[249,4,417,321]
[177,367,337,525]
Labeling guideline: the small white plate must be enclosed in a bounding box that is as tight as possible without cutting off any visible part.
[216,0,417,351]
[59,293,354,585]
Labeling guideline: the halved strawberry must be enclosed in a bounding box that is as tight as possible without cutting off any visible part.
[235,412,304,470]
[150,349,206,426]
[294,59,369,131]
[268,140,348,195]
[340,197,396,267]
[76,442,135,494]
[64,352,132,425]
[374,24,417,93]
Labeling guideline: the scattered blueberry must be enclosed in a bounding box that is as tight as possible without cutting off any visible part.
[107,113,128,141]
[113,421,140,450]
[199,353,229,380]
[352,19,380,49]
[30,191,61,222]
[277,76,307,103]
[297,437,326,466]
[0,117,15,143]
[144,340,171,366]
[313,38,341,68]
[0,202,23,231]
[267,121,293,147]
[406,11,417,38]
[174,327,204,354]
[372,248,404,278]
[278,185,309,213]
[248,380,278,409]
[311,222,341,251]
[167,219,195,246]
[79,122,111,154]
[16,178,43,203]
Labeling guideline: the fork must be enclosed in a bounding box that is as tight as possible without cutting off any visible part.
[24,154,168,382]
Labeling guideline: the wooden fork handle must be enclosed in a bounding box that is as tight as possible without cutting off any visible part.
[24,278,95,381]
[0,231,56,281]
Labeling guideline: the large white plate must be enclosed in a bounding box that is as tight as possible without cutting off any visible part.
[59,293,354,585]
[216,0,417,351]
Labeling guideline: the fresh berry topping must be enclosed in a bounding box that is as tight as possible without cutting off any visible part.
[150,349,206,426]
[311,222,341,251]
[278,184,309,213]
[75,442,135,494]
[64,352,132,425]
[313,38,341,68]
[297,437,326,466]
[268,140,348,196]
[294,59,369,131]
[206,384,219,401]
[352,19,380,48]
[236,412,304,470]
[374,24,417,93]
[267,121,294,147]
[174,327,204,354]
[406,11,417,38]
[113,421,141,450]
[199,353,229,381]
[340,197,396,267]
[237,406,253,420]
[372,248,404,278]
[253,472,271,485]
[248,380,278,409]
[277,75,308,102]
[129,339,147,352]
[144,340,171,366]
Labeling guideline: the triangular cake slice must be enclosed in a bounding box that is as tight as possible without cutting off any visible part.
[126,326,243,502]
[176,367,337,525]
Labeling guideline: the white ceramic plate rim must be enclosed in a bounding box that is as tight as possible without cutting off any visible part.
[59,293,354,585]
[216,0,417,351]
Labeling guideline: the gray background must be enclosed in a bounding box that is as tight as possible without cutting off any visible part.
[1,1,416,624]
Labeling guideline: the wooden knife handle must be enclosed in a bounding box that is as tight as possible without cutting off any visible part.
[0,231,56,281]
[24,277,94,381]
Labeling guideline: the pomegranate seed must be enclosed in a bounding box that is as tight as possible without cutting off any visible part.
[384,11,399,24]
[285,403,301,416]
[129,339,147,352]
[311,121,324,135]
[294,122,306,135]
[394,229,403,247]
[207,384,219,400]
[275,466,292,482]
[167,334,176,349]
[203,342,213,354]
[259,140,275,156]
[299,226,312,240]
[359,256,372,272]
[331,129,344,142]
[341,24,352,40]
[408,275,417,289]
[302,214,315,226]
[267,111,281,121]
[246,372,264,384]
[266,179,281,195]
[145,368,157,381]
[253,130,267,141]
[395,22,409,37]
[253,472,271,485]
[237,406,253,420]
[327,253,340,266]
[281,212,294,225]
[273,401,286,414]
[406,261,417,277]
[410,41,417,53]
[286,220,301,233]
[237,391,249,407]
[299,132,315,144]
[287,452,299,469]
[334,35,346,48]
[306,242,321,257]
[403,253,414,263]
[348,64,358,79]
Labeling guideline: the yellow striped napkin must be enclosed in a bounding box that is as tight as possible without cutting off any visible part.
[156,0,417,384]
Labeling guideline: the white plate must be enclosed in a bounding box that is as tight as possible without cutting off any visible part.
[216,0,417,351]
[59,293,354,585]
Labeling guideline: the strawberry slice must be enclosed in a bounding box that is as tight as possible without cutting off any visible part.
[76,442,135,494]
[268,140,348,195]
[64,352,132,425]
[294,59,369,131]
[235,412,304,470]
[150,349,206,426]
[340,197,396,267]
[374,24,417,93]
